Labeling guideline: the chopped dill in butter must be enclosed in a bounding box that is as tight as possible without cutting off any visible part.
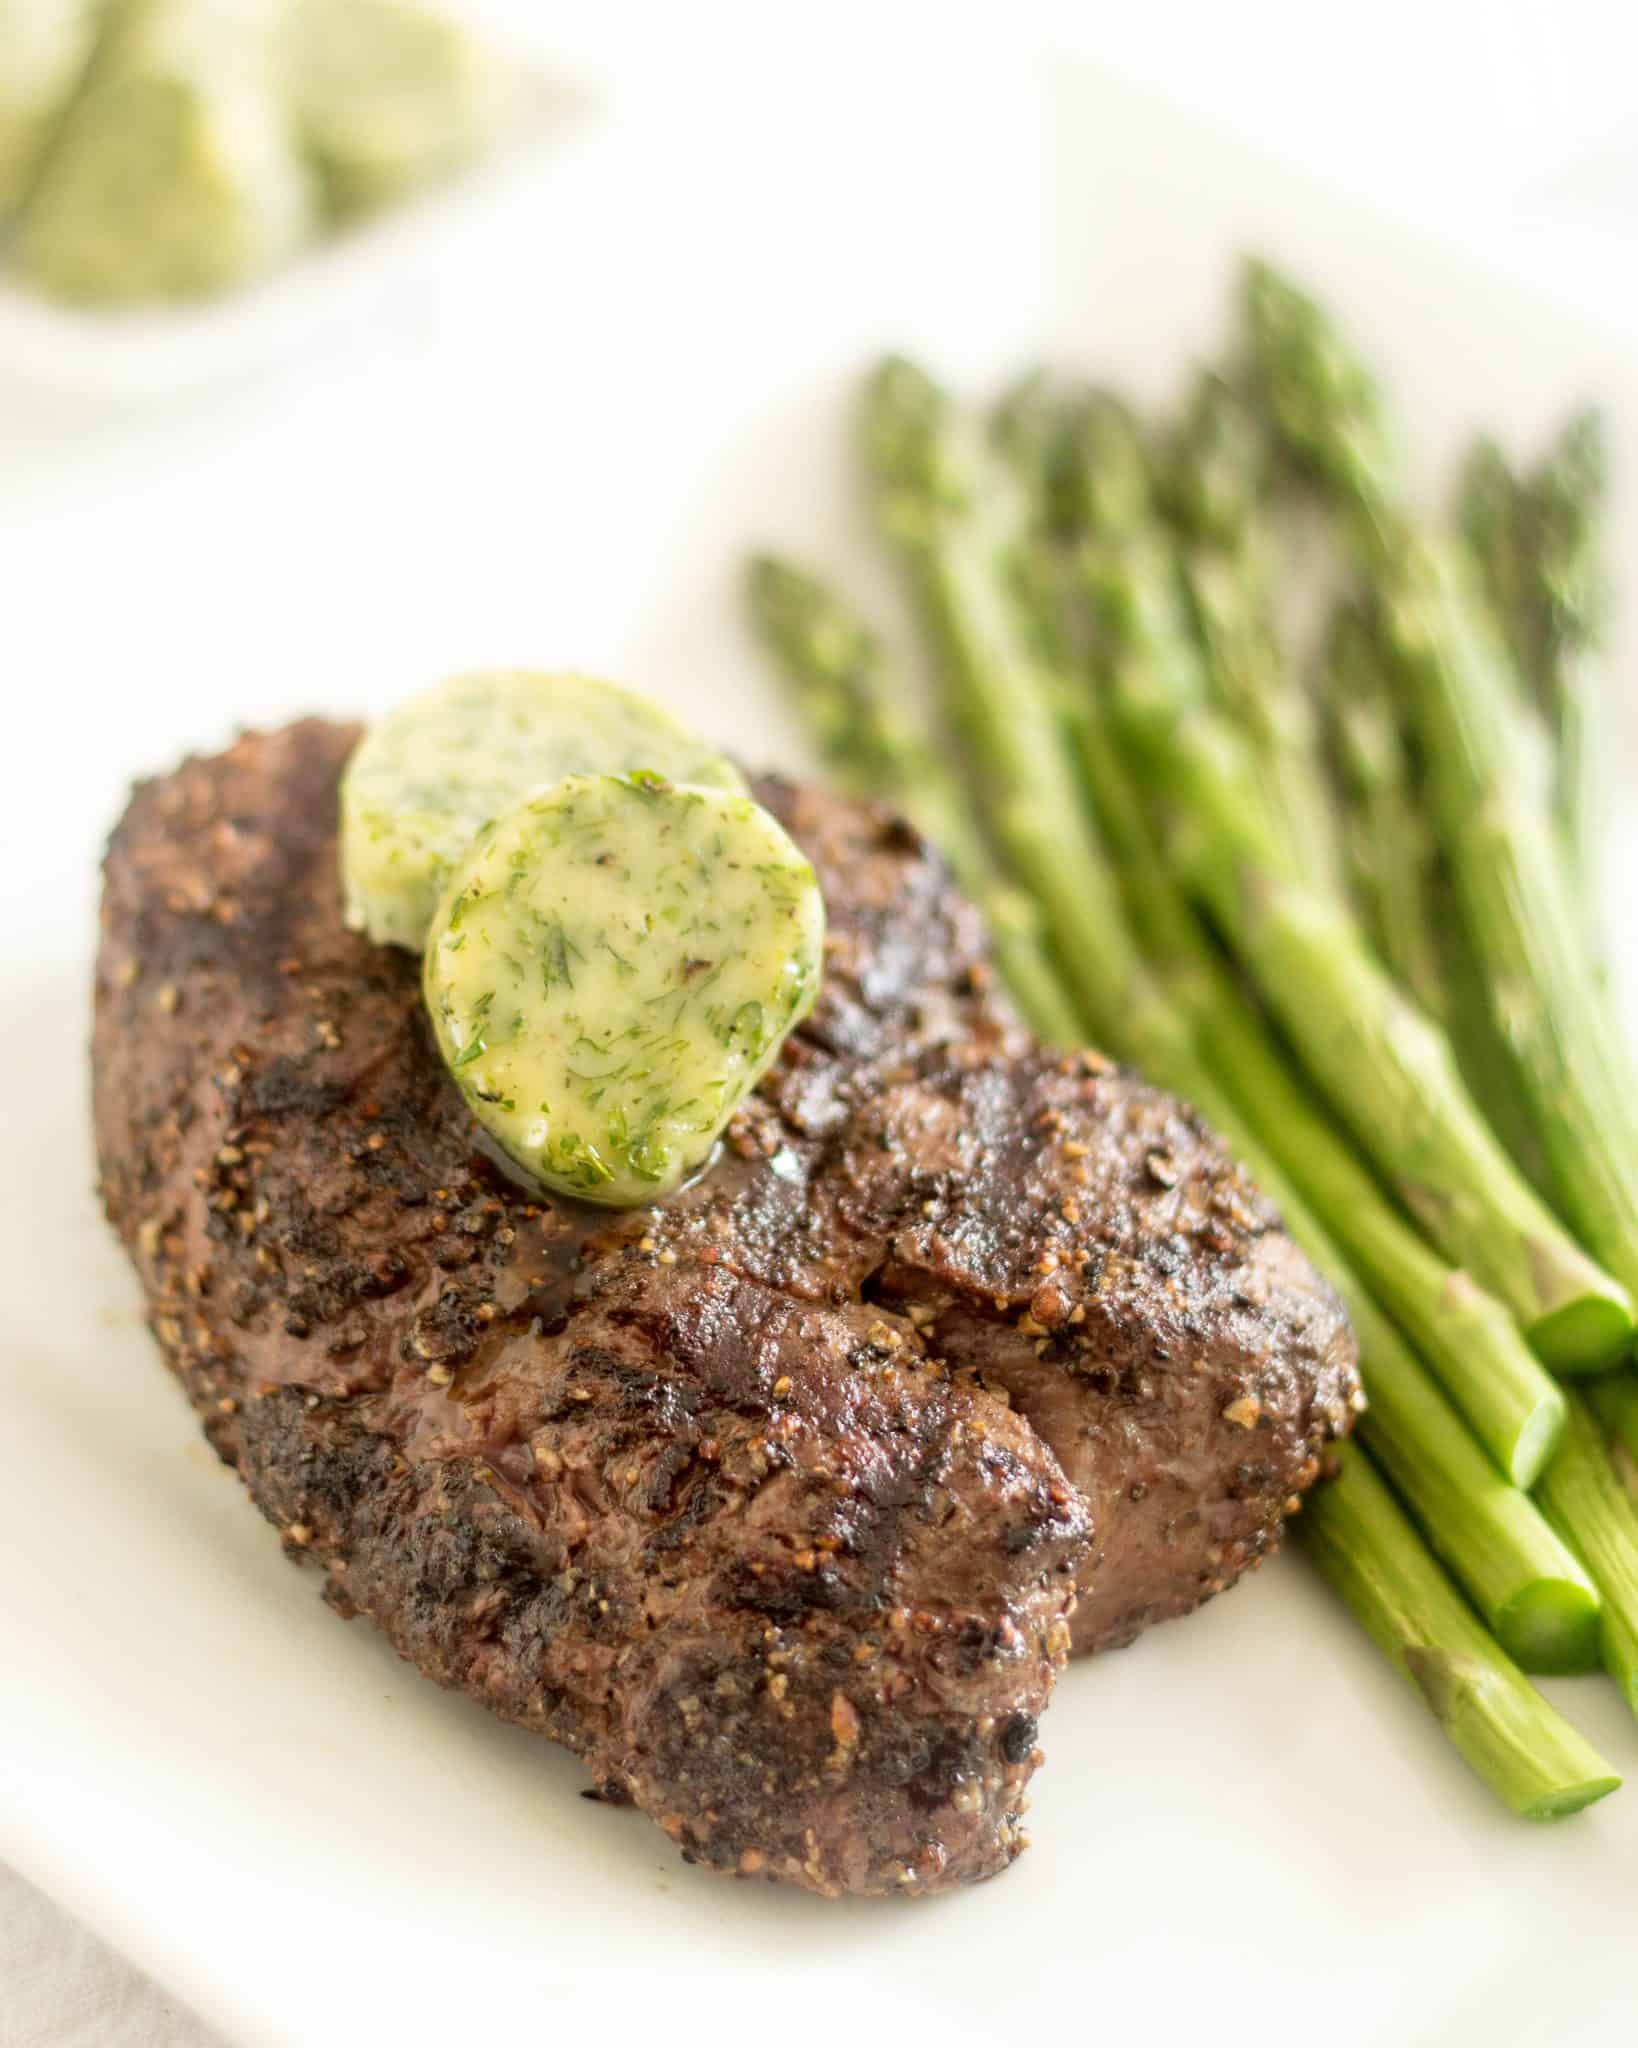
[422,773,824,1207]
[339,668,745,951]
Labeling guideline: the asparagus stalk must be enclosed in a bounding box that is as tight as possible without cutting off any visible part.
[1161,942,1597,1663]
[1078,523,1631,1370]
[1432,863,1561,1202]
[1586,1375,1638,1505]
[1218,1052,1598,1672]
[1527,409,1609,907]
[1321,600,1448,1021]
[758,367,1610,1779]
[1447,432,1603,1182]
[1056,664,1563,1482]
[1031,557,1604,1681]
[1065,680,1585,1656]
[1058,387,1154,543]
[1462,415,1610,912]
[998,401,1571,1481]
[1345,492,1558,1191]
[858,356,1200,1082]
[993,370,1081,544]
[1352,1277,1595,1671]
[745,553,1082,1046]
[1457,437,1534,699]
[1163,370,1342,889]
[1244,262,1638,1328]
[999,457,1583,1644]
[1320,591,1555,1193]
[1536,1392,1638,1721]
[1217,993,1567,1492]
[1296,1442,1619,1819]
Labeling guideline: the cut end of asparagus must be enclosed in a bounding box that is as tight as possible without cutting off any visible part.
[1300,1443,1620,1820]
[1516,1771,1624,1822]
[1397,1646,1617,1817]
[1528,1289,1636,1376]
[1494,1579,1604,1677]
[1507,1380,1570,1492]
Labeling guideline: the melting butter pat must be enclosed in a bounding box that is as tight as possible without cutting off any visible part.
[423,773,824,1206]
[341,669,745,951]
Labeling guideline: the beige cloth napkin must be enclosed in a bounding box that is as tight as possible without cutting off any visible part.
[0,1864,225,2048]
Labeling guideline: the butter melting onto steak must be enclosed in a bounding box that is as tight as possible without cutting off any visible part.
[93,720,1357,1897]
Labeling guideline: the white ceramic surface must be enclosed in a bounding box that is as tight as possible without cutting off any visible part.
[3,31,1636,2048]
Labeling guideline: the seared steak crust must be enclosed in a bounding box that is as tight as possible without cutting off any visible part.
[93,720,1356,1897]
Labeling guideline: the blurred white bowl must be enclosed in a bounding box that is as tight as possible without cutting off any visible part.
[0,66,593,399]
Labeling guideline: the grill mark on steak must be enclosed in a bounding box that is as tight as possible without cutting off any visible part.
[93,719,1357,1898]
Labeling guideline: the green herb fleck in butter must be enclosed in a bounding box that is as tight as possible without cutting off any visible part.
[423,773,825,1207]
[340,669,746,951]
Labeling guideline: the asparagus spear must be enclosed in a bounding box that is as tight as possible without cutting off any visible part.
[1462,415,1610,911]
[1244,263,1638,1332]
[993,369,1082,544]
[1321,600,1448,1020]
[1222,998,1568,1494]
[1317,595,1548,1187]
[1075,515,1630,1369]
[1347,484,1559,1196]
[757,366,1610,1779]
[1000,454,1582,1640]
[1527,411,1610,927]
[1449,426,1607,1177]
[1457,437,1534,698]
[1218,1050,1598,1673]
[1433,863,1563,1202]
[1052,655,1565,1485]
[924,594,1585,1655]
[745,553,1082,1047]
[1587,1375,1638,1505]
[1346,1265,1595,1672]
[858,356,1201,1082]
[1297,1443,1619,1819]
[997,396,1572,1479]
[1163,370,1342,888]
[1536,1392,1638,1721]
[1103,852,1598,1657]
[1001,514,1605,1694]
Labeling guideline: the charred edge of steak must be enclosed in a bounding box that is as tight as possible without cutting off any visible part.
[92,720,1357,1896]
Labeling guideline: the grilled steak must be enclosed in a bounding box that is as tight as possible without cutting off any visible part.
[93,720,1357,1897]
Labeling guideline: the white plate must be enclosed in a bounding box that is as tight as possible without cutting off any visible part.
[3,33,1637,2048]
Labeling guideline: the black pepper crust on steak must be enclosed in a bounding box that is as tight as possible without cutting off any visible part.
[93,719,1358,1898]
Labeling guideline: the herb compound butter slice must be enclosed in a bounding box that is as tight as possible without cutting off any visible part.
[15,0,317,305]
[341,670,746,951]
[0,1,101,223]
[289,0,523,218]
[423,774,825,1206]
